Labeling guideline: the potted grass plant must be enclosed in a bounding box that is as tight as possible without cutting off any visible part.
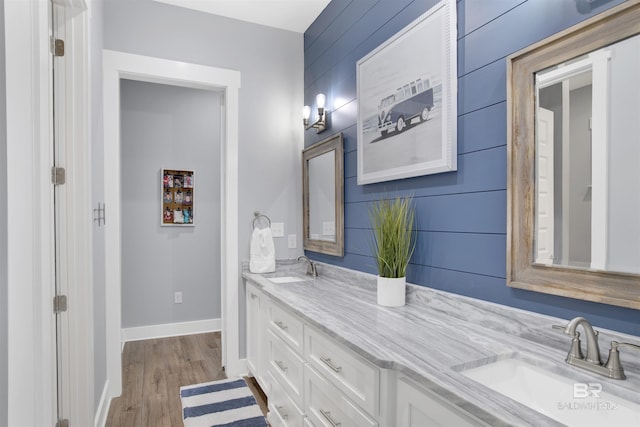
[369,195,416,307]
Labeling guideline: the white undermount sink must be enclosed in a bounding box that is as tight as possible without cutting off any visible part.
[460,354,640,426]
[268,276,306,284]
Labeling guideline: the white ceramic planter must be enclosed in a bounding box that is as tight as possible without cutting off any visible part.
[377,276,406,307]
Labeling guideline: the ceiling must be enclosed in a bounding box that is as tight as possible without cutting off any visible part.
[153,0,331,33]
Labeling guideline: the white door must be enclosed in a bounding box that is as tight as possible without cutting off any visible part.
[536,107,555,265]
[6,1,92,425]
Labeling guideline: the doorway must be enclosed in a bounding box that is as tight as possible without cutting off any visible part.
[119,80,222,337]
[102,50,241,403]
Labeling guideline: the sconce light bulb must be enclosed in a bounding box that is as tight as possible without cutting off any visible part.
[316,93,326,110]
[302,105,311,120]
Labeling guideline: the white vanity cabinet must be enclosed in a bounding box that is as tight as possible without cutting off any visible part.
[245,278,487,427]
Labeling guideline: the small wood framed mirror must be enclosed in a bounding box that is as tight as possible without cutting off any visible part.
[302,133,344,256]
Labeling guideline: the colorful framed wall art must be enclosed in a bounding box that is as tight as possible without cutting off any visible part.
[161,168,194,226]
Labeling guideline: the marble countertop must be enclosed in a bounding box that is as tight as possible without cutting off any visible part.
[242,261,640,427]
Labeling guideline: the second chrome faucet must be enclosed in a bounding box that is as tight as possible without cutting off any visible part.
[297,255,318,277]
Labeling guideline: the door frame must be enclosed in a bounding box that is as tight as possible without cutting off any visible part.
[102,50,242,401]
[5,0,93,426]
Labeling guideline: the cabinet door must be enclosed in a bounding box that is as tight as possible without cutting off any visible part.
[246,283,264,384]
[396,376,487,427]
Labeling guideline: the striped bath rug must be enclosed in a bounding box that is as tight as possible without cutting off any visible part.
[180,377,267,427]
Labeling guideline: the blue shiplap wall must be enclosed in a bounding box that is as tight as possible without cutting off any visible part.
[304,0,640,336]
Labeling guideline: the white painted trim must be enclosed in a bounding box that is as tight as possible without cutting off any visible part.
[5,1,56,426]
[94,380,110,427]
[121,319,222,343]
[103,50,241,403]
[589,50,611,270]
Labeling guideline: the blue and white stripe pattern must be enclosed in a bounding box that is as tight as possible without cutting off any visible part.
[180,378,267,427]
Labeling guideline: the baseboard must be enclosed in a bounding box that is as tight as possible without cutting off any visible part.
[121,318,221,343]
[94,380,110,427]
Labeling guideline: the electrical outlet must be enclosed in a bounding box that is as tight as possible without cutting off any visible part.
[271,222,285,237]
[288,234,297,249]
[174,291,182,304]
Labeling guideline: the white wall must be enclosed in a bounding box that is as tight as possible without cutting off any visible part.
[0,0,8,422]
[104,0,304,356]
[120,79,221,327]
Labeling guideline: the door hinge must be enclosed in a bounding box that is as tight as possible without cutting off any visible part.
[51,166,66,185]
[52,38,65,57]
[56,419,69,427]
[53,295,68,314]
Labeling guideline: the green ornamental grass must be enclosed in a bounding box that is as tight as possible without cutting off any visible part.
[369,196,416,278]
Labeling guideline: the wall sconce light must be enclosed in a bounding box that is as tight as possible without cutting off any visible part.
[303,93,327,133]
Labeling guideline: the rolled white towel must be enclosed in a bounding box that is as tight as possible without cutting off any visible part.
[249,227,276,273]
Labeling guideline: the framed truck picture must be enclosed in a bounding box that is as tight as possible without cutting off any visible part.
[161,168,194,226]
[356,0,457,185]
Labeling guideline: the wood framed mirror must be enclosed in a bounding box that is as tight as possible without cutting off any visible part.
[507,1,640,309]
[302,133,344,256]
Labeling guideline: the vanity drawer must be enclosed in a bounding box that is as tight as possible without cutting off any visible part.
[268,328,305,408]
[305,364,377,427]
[268,301,304,355]
[305,325,380,415]
[267,372,305,427]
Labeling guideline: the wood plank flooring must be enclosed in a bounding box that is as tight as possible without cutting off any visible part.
[105,332,267,427]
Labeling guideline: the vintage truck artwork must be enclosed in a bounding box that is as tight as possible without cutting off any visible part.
[377,78,434,136]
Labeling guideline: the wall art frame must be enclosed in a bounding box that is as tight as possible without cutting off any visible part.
[161,168,195,226]
[356,0,457,185]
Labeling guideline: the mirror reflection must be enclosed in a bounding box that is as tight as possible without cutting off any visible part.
[302,133,344,256]
[308,150,336,242]
[535,34,640,274]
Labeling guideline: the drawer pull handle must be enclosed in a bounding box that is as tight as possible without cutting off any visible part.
[275,405,288,420]
[275,321,288,331]
[319,409,341,427]
[275,360,288,372]
[320,356,342,373]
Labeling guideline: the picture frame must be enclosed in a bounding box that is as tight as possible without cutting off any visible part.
[161,168,194,226]
[356,0,457,185]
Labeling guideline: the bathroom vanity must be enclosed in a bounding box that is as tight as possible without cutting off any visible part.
[242,262,640,427]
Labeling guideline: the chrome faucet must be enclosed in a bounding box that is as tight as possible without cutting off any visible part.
[296,255,318,277]
[553,316,640,380]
